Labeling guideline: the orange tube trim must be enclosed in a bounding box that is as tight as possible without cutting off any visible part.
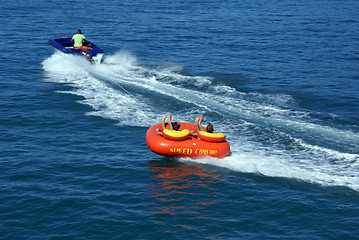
[146,123,230,159]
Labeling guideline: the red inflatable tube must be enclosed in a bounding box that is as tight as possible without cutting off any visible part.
[146,123,230,159]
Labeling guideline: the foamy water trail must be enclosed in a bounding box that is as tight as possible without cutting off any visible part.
[42,52,359,191]
[42,53,154,126]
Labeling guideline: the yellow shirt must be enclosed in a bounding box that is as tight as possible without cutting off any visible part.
[72,34,85,47]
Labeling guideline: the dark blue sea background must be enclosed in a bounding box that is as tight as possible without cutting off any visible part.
[1,0,359,239]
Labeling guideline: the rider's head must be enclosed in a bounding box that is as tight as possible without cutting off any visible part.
[206,123,214,133]
[172,122,180,131]
[77,29,82,34]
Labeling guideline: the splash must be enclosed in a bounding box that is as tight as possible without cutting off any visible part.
[42,51,359,192]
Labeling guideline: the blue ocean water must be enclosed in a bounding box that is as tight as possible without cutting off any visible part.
[1,0,359,239]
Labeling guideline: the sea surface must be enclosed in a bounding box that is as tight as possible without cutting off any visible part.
[1,0,359,239]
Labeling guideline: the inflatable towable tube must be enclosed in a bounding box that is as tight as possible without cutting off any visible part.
[146,122,230,159]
